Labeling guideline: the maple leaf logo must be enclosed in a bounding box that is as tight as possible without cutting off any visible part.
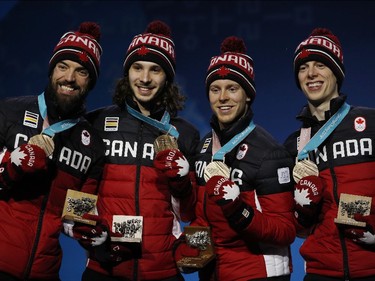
[222,182,239,201]
[176,155,189,177]
[10,147,27,167]
[217,66,230,77]
[294,188,312,206]
[137,46,149,56]
[299,49,310,59]
[354,116,366,132]
[79,52,89,62]
[356,118,364,125]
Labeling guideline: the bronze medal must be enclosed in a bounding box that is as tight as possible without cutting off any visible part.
[154,134,178,154]
[28,134,54,156]
[204,161,230,182]
[293,159,319,183]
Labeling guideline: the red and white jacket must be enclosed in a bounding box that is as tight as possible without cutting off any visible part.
[84,101,200,280]
[284,95,375,279]
[0,95,105,280]
[193,109,295,281]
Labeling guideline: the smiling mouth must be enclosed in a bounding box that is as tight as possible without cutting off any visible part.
[307,82,322,89]
[218,105,233,110]
[61,85,74,91]
[137,85,154,94]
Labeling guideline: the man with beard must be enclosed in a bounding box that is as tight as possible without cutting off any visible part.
[0,22,105,281]
[77,20,200,281]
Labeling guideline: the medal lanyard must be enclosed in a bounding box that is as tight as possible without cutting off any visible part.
[212,120,256,161]
[37,93,80,137]
[297,102,350,161]
[126,102,179,139]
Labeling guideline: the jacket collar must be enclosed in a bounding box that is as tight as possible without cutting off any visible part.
[296,94,348,127]
[210,108,254,144]
[125,96,166,121]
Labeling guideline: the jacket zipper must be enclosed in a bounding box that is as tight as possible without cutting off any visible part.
[203,191,219,281]
[23,192,49,279]
[133,121,144,281]
[329,142,350,280]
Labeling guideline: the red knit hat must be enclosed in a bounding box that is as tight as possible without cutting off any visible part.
[49,22,102,89]
[123,20,176,82]
[205,36,255,103]
[294,27,345,90]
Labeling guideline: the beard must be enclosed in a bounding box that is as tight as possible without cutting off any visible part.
[45,80,88,118]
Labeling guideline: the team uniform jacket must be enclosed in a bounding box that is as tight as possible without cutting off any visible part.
[192,109,295,281]
[0,95,105,280]
[84,100,200,280]
[284,95,375,279]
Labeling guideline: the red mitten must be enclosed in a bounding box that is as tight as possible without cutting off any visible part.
[64,214,109,248]
[173,236,200,273]
[154,149,189,178]
[154,149,192,198]
[344,214,375,245]
[294,175,324,227]
[91,231,140,263]
[205,176,253,231]
[174,240,200,262]
[106,233,139,262]
[206,176,240,209]
[8,144,47,179]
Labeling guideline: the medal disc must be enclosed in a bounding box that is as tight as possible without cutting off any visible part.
[293,159,319,183]
[204,161,230,182]
[154,134,178,154]
[28,134,54,156]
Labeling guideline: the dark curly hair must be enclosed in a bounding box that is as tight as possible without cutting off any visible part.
[112,75,186,117]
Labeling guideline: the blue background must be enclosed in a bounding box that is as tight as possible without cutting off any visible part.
[1,1,375,280]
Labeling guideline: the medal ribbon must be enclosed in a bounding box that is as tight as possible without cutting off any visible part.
[297,102,350,160]
[126,102,179,138]
[37,93,80,137]
[212,120,256,161]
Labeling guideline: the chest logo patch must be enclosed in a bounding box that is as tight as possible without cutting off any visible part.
[236,144,248,160]
[354,116,366,132]
[105,117,119,131]
[200,137,212,153]
[23,110,39,128]
[81,130,91,146]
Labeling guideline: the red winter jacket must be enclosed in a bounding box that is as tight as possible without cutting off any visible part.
[84,103,200,280]
[284,95,375,279]
[0,95,104,280]
[192,110,295,281]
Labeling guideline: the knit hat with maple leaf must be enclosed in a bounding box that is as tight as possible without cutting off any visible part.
[294,27,345,90]
[123,20,176,82]
[48,22,102,89]
[205,36,255,103]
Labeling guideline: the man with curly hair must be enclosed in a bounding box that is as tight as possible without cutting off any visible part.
[79,20,200,281]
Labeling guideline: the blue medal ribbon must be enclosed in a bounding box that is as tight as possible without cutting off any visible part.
[126,102,179,139]
[37,92,80,137]
[297,102,350,160]
[213,120,256,161]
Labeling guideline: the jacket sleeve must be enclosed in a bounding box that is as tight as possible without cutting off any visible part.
[176,123,200,222]
[240,147,296,246]
[0,102,15,190]
[283,130,317,237]
[80,135,105,195]
[0,150,15,190]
